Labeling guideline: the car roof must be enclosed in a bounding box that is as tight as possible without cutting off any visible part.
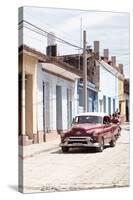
[74,112,109,118]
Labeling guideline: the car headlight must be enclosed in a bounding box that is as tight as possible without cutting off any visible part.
[64,137,69,142]
[87,131,97,142]
[60,131,65,137]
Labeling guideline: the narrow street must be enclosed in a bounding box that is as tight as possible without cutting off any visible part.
[22,124,129,193]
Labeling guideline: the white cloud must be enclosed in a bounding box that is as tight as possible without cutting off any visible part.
[22,7,129,77]
[57,11,123,33]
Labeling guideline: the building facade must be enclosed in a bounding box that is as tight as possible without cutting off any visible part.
[118,76,126,122]
[19,46,38,145]
[37,62,80,140]
[58,41,100,114]
[97,59,126,122]
[19,45,81,145]
[97,60,119,115]
[77,80,98,113]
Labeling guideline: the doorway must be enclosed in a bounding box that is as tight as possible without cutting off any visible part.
[43,81,50,133]
[67,88,72,128]
[25,74,33,139]
[56,85,62,131]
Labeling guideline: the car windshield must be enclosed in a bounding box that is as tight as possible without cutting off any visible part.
[74,115,103,124]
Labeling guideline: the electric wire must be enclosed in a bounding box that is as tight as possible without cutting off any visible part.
[19,20,83,50]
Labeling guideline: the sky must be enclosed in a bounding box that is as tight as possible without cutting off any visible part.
[19,6,129,77]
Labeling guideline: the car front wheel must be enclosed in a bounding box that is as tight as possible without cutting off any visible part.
[62,147,69,153]
[96,139,104,152]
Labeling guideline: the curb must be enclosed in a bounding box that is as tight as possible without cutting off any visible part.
[19,145,59,159]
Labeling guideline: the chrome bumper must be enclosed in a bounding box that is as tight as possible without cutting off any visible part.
[59,137,100,148]
[59,143,100,148]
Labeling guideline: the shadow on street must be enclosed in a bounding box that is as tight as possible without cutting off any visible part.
[51,145,110,154]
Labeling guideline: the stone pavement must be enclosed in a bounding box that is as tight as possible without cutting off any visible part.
[22,123,129,193]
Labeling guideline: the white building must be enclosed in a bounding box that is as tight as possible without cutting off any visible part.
[97,60,119,115]
[19,45,80,145]
[37,61,80,138]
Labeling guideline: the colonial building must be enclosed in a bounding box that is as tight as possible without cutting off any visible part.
[58,41,100,113]
[19,41,127,145]
[118,64,126,122]
[19,45,38,145]
[77,79,98,113]
[97,59,119,114]
[19,45,81,145]
[98,50,126,121]
[37,57,80,140]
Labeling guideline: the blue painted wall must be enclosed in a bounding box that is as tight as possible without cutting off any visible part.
[78,81,98,113]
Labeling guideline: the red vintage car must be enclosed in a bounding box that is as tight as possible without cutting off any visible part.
[59,112,121,153]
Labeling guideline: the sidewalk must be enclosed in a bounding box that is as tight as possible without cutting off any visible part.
[19,134,60,159]
[120,122,130,131]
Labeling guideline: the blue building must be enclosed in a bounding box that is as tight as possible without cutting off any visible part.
[77,80,98,113]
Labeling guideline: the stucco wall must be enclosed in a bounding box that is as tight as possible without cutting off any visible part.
[118,79,124,101]
[118,79,125,113]
[98,62,119,114]
[37,63,77,132]
[21,54,37,139]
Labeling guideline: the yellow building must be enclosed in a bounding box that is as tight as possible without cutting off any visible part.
[19,45,40,145]
[18,45,81,145]
[118,69,126,123]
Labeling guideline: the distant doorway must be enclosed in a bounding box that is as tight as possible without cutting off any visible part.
[43,81,50,133]
[25,74,33,139]
[56,85,62,131]
[126,100,129,121]
[67,88,72,128]
[108,97,111,115]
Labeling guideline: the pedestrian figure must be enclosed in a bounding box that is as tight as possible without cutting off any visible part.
[111,111,121,137]
[111,113,119,124]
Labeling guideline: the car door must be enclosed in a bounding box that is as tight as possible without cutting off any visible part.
[103,116,112,144]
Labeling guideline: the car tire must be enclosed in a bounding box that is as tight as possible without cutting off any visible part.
[62,147,69,153]
[109,138,116,147]
[97,139,104,152]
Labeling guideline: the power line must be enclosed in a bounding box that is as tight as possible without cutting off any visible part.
[24,32,46,42]
[21,24,80,51]
[19,19,129,76]
[22,11,129,54]
[19,20,129,60]
[19,20,83,50]
[24,10,81,45]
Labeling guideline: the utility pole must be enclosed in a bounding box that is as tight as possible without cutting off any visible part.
[83,30,87,112]
[78,17,82,69]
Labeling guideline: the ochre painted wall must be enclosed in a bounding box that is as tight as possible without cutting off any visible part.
[118,78,126,122]
[23,54,37,139]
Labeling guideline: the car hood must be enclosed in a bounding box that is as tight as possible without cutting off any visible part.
[63,123,103,138]
[72,123,102,130]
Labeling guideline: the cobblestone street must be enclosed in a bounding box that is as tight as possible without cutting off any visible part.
[21,124,130,193]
